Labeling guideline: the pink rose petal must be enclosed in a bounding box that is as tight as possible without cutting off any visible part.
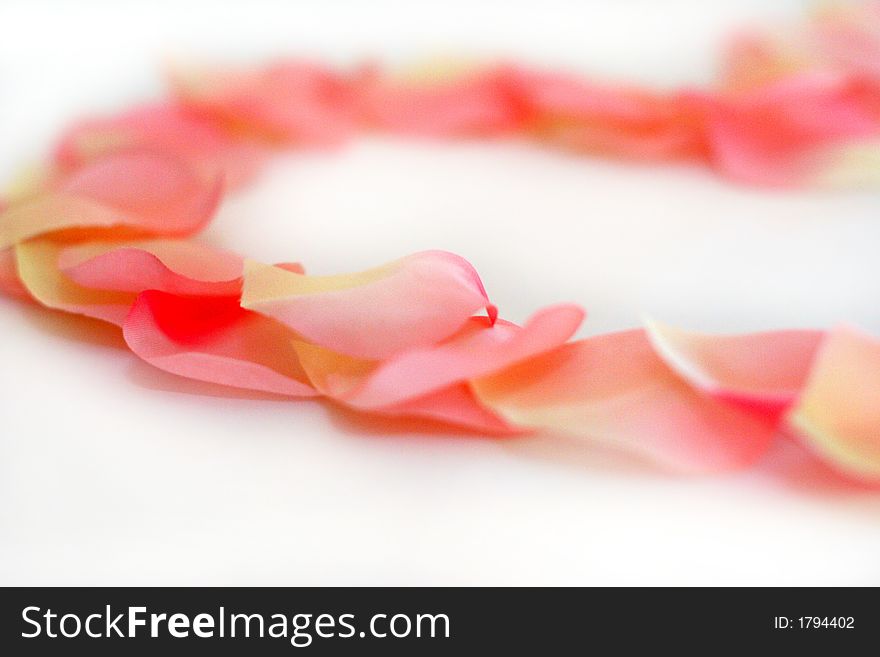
[0,151,223,248]
[363,65,527,136]
[787,325,880,483]
[55,103,268,188]
[693,72,880,186]
[58,239,244,296]
[646,319,823,418]
[123,290,317,397]
[472,329,778,472]
[509,69,708,160]
[373,382,518,433]
[241,251,496,360]
[295,304,584,408]
[171,60,361,145]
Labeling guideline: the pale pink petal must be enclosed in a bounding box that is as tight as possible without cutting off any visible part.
[170,60,361,144]
[57,150,224,232]
[296,304,584,408]
[58,239,244,296]
[508,69,708,160]
[787,325,880,482]
[241,251,495,360]
[812,2,880,83]
[292,335,515,431]
[0,151,223,248]
[54,103,268,188]
[693,72,880,186]
[363,65,526,136]
[472,329,777,472]
[123,290,317,397]
[646,320,823,417]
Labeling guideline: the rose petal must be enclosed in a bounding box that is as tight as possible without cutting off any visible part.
[509,69,707,160]
[295,304,584,408]
[241,250,496,360]
[472,329,777,472]
[58,239,244,296]
[171,60,361,144]
[55,103,268,188]
[0,151,223,248]
[694,72,880,186]
[787,325,880,482]
[15,239,134,325]
[646,319,823,417]
[123,290,317,397]
[364,65,526,136]
[373,383,517,433]
[812,2,880,83]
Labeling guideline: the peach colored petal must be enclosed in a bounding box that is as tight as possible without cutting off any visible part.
[693,72,880,186]
[57,150,224,231]
[0,151,223,248]
[363,65,526,136]
[646,320,823,417]
[296,304,584,408]
[509,69,708,160]
[15,239,134,325]
[54,103,268,188]
[812,2,880,83]
[123,290,317,397]
[472,329,777,472]
[787,325,880,482]
[241,251,496,360]
[721,30,812,92]
[58,239,244,296]
[292,334,515,431]
[170,60,361,144]
[374,383,517,433]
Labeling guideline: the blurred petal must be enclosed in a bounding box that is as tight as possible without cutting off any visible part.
[55,103,268,188]
[509,69,707,160]
[787,325,880,482]
[170,60,360,144]
[0,151,223,248]
[694,73,880,186]
[812,2,880,83]
[123,290,317,397]
[472,329,777,472]
[241,251,496,360]
[364,64,526,136]
[59,239,243,296]
[646,320,823,417]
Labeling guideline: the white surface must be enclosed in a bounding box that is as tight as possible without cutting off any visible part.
[2,0,880,585]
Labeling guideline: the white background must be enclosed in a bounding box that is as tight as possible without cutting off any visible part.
[2,0,879,585]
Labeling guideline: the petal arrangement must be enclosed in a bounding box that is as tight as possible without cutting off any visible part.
[2,4,879,484]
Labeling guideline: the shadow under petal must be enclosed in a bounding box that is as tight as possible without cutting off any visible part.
[125,357,306,402]
[321,398,511,440]
[13,300,128,349]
